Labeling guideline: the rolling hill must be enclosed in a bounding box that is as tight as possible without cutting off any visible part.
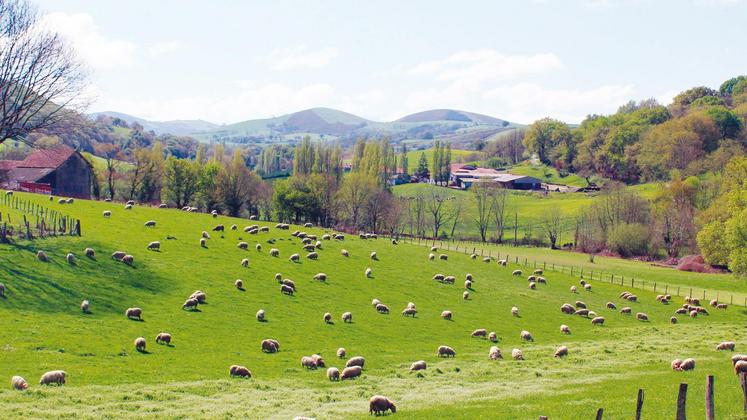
[0,192,745,418]
[89,111,221,136]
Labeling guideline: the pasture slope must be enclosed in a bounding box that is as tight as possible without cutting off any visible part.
[0,192,745,419]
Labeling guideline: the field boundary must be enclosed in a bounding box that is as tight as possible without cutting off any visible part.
[0,193,81,240]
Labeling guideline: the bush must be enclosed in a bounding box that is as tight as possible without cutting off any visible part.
[607,223,651,257]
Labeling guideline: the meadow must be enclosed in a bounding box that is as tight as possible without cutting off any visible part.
[0,192,745,418]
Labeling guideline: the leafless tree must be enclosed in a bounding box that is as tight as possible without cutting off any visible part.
[541,207,563,249]
[448,195,463,238]
[1,0,90,144]
[426,189,454,238]
[472,183,494,242]
[490,186,509,242]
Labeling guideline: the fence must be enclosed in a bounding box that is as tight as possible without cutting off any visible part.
[382,233,747,307]
[0,193,81,241]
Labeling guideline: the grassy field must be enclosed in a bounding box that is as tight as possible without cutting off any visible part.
[405,149,484,174]
[507,162,590,187]
[0,192,745,418]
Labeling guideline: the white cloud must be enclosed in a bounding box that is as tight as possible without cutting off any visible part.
[39,12,136,70]
[264,45,338,70]
[148,41,180,58]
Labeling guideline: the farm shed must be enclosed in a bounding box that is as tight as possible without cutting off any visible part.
[0,145,94,198]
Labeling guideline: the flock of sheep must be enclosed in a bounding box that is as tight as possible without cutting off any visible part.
[4,197,745,417]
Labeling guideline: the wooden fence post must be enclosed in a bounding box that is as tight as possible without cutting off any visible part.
[705,375,714,420]
[635,388,644,420]
[676,382,688,420]
[595,408,603,420]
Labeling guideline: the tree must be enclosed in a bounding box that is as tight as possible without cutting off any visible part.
[426,189,454,238]
[400,143,409,175]
[126,147,152,201]
[490,186,509,242]
[0,0,90,144]
[335,172,376,228]
[705,106,742,139]
[541,207,563,249]
[431,141,442,184]
[523,118,572,165]
[217,149,257,216]
[95,143,121,200]
[162,156,199,208]
[472,183,495,242]
[415,152,429,178]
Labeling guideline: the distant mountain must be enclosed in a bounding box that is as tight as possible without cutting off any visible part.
[396,109,507,125]
[217,107,370,138]
[89,111,221,136]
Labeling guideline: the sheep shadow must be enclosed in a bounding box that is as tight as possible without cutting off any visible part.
[82,310,93,315]
[136,349,151,354]
[325,321,335,325]
[257,319,268,323]
[237,287,245,292]
[128,318,145,322]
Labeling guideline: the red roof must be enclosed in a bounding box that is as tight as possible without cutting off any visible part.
[0,160,20,170]
[17,145,76,169]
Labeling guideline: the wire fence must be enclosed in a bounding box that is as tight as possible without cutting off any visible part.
[0,193,82,241]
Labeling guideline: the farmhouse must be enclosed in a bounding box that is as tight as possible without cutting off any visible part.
[0,145,94,198]
[450,164,542,190]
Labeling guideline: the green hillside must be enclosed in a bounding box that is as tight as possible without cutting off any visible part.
[0,192,744,418]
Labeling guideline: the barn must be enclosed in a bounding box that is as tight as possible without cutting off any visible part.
[0,145,94,198]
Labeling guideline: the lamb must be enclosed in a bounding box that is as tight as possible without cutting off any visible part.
[39,370,66,386]
[134,337,146,352]
[512,349,524,360]
[182,298,199,310]
[437,345,456,358]
[144,220,156,227]
[241,258,249,267]
[620,307,632,314]
[463,291,470,300]
[560,324,570,334]
[327,367,340,381]
[512,270,522,276]
[636,312,649,321]
[410,360,427,371]
[471,328,487,338]
[85,248,95,258]
[125,307,142,320]
[341,249,349,257]
[301,356,317,369]
[306,251,318,260]
[606,302,617,310]
[237,242,249,250]
[441,310,452,320]
[402,307,417,317]
[281,284,294,295]
[103,210,111,217]
[235,279,244,290]
[313,273,327,281]
[439,254,448,260]
[122,255,134,265]
[488,331,497,342]
[256,309,265,322]
[323,312,332,323]
[520,330,534,341]
[270,248,279,257]
[670,316,678,324]
[489,346,503,360]
[229,365,252,378]
[341,366,362,380]
[365,267,372,278]
[282,279,296,290]
[155,332,171,345]
[11,375,28,390]
[261,339,280,353]
[370,251,378,260]
[376,304,390,314]
[570,286,577,293]
[342,312,352,323]
[80,300,90,313]
[147,241,160,251]
[734,360,747,376]
[37,250,49,262]
[337,348,346,358]
[511,307,519,317]
[369,395,397,415]
[554,345,569,358]
[345,356,365,368]
[289,253,300,262]
[717,341,736,351]
[429,253,435,260]
[591,316,605,325]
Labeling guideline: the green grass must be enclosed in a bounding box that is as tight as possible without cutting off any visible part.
[405,149,484,174]
[507,162,590,187]
[0,192,745,418]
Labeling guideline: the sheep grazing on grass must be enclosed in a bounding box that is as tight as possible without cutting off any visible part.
[190,291,206,303]
[303,244,315,252]
[261,339,279,353]
[341,366,362,380]
[212,225,225,232]
[237,242,249,250]
[471,329,487,338]
[488,346,503,360]
[437,345,456,358]
[528,282,536,290]
[80,300,89,313]
[327,367,340,381]
[63,198,73,204]
[39,370,66,386]
[270,248,279,257]
[323,312,332,323]
[574,309,590,317]
[554,346,569,358]
[58,198,66,204]
[369,395,397,415]
[306,251,318,260]
[488,332,497,342]
[121,255,134,265]
[533,269,543,275]
[431,246,438,252]
[591,316,605,326]
[147,241,160,251]
[511,307,519,317]
[482,256,491,263]
[144,220,156,227]
[588,311,597,318]
[717,303,728,309]
[734,361,747,376]
[36,250,48,262]
[731,355,747,366]
[512,270,522,276]
[134,337,146,352]
[636,312,649,321]
[229,365,251,378]
[281,284,294,295]
[560,304,575,315]
[570,286,577,293]
[125,204,133,210]
[670,316,678,324]
[126,200,135,206]
[717,341,736,351]
[370,251,378,260]
[311,354,325,367]
[410,360,427,371]
[200,238,207,247]
[337,348,346,358]
[560,324,570,334]
[527,275,536,282]
[444,276,456,284]
[465,280,473,289]
[512,349,524,360]
[537,277,547,284]
[584,284,592,291]
[64,253,75,265]
[11,375,28,390]
[690,310,698,318]
[322,234,331,240]
[282,279,296,290]
[345,356,365,368]
[621,307,632,314]
[289,253,300,262]
[301,356,317,369]
[627,295,638,302]
[441,310,452,320]
[371,298,381,307]
[520,330,534,342]
[575,301,587,309]
[241,258,249,267]
[402,307,417,317]
[155,332,171,345]
[675,308,687,315]
[342,312,352,323]
[498,259,507,266]
[125,307,142,320]
[255,309,265,322]
[674,358,695,371]
[182,298,199,311]
[234,279,244,290]
[0,282,5,297]
[313,273,327,281]
[365,267,372,278]
[376,304,390,314]
[85,248,95,258]
[230,224,237,231]
[341,249,349,257]
[433,273,445,281]
[202,231,210,239]
[429,253,436,260]
[255,244,262,251]
[465,273,473,281]
[463,291,470,300]
[439,254,448,260]
[103,210,111,217]
[606,302,617,310]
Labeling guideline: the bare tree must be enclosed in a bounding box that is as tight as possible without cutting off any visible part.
[95,143,120,200]
[491,186,509,242]
[426,189,454,238]
[1,0,90,144]
[541,207,563,249]
[473,183,494,242]
[448,195,463,239]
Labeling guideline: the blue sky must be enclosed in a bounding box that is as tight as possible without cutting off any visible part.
[35,0,747,124]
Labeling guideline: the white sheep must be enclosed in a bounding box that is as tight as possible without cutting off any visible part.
[39,370,66,386]
[147,241,160,251]
[365,267,372,278]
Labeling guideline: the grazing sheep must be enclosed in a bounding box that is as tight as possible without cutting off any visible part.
[103,210,111,218]
[731,355,747,366]
[734,360,747,375]
[621,307,632,314]
[437,345,456,358]
[337,348,346,358]
[679,358,695,371]
[256,309,265,322]
[584,284,592,291]
[671,359,683,370]
[606,302,617,310]
[439,254,448,260]
[306,251,318,260]
[463,291,470,300]
[376,304,390,314]
[575,301,587,309]
[147,241,160,251]
[281,284,294,295]
[591,316,605,326]
[144,220,156,227]
[237,242,249,250]
[511,307,519,317]
[512,349,524,360]
[537,277,547,284]
[482,256,491,262]
[58,198,66,204]
[488,346,503,360]
[466,273,473,281]
[580,280,587,286]
[465,280,473,289]
[202,231,210,239]
[369,395,397,415]
[431,246,438,252]
[289,253,300,262]
[588,311,597,318]
[134,337,146,352]
[125,307,142,320]
[212,225,225,232]
[126,200,135,206]
[443,275,456,284]
[570,286,577,293]
[429,253,435,260]
[346,356,365,368]
[270,248,279,257]
[190,291,206,303]
[241,258,249,267]
[85,248,95,258]
[371,298,381,307]
[341,366,362,380]
[433,273,445,281]
[554,345,569,358]
[520,330,534,342]
[636,312,649,321]
[313,273,327,281]
[527,275,536,282]
[533,269,543,275]
[182,298,199,310]
[255,243,262,251]
[560,304,575,315]
[121,255,134,265]
[488,331,497,342]
[229,365,252,378]
[303,244,316,252]
[234,279,244,290]
[365,267,372,278]
[560,324,570,334]
[64,253,75,265]
[282,279,296,290]
[124,204,133,210]
[410,360,427,371]
[342,312,352,323]
[370,251,378,260]
[301,356,317,369]
[36,250,49,262]
[155,332,171,345]
[441,310,452,320]
[327,367,340,381]
[402,307,417,317]
[341,249,349,257]
[39,370,66,386]
[11,375,28,390]
[670,316,678,324]
[498,259,507,266]
[80,300,89,313]
[528,282,536,290]
[690,310,698,318]
[574,309,590,317]
[323,312,332,323]
[717,341,736,351]
[261,339,279,353]
[200,238,207,247]
[322,234,331,240]
[512,270,522,276]
[627,295,638,302]
[471,328,487,338]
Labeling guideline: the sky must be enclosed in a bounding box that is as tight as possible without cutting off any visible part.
[34,0,747,125]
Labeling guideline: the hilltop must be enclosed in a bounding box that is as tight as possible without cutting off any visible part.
[90,111,221,136]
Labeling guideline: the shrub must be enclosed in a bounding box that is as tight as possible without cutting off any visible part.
[607,223,651,257]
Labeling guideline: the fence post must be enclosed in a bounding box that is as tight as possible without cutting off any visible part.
[705,375,714,420]
[676,382,688,420]
[741,372,747,414]
[595,408,603,420]
[635,388,644,420]
[654,282,656,292]
[570,266,573,276]
[665,285,668,294]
